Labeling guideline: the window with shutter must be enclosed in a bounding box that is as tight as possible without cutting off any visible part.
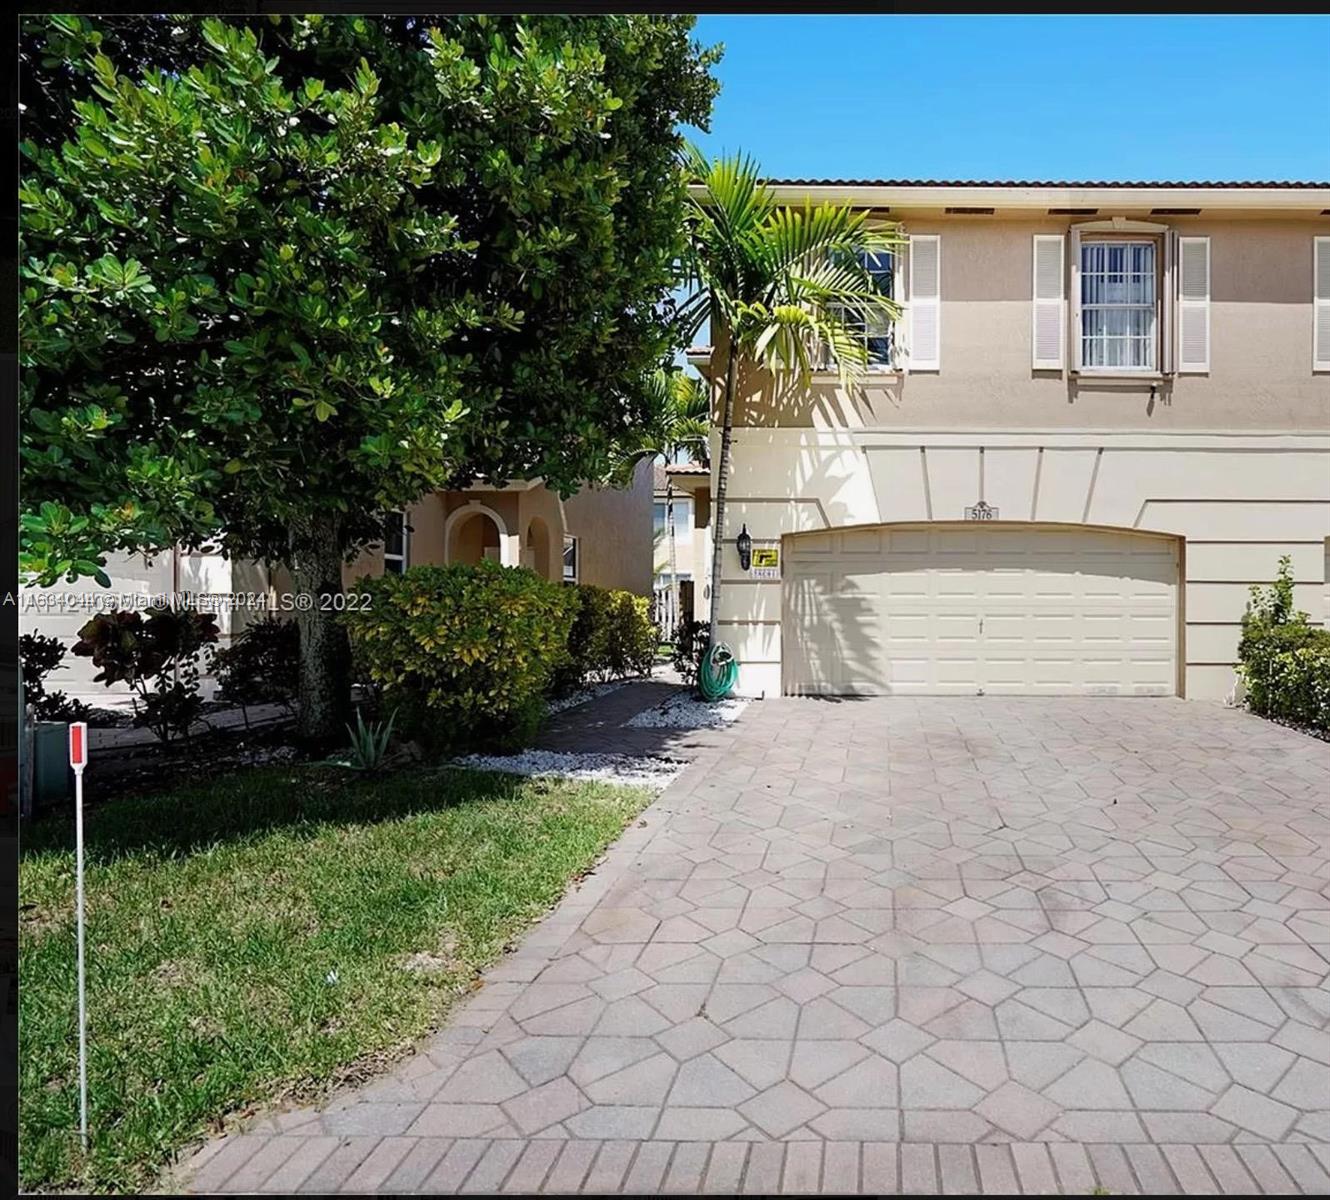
[1177,236,1210,373]
[1315,237,1330,372]
[1032,235,1066,370]
[907,234,941,371]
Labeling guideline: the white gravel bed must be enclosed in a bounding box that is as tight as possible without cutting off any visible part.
[626,692,749,729]
[546,680,629,717]
[448,749,686,790]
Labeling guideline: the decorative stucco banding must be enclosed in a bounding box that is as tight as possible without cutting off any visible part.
[709,427,1329,702]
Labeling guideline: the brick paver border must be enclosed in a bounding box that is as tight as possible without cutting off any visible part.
[185,1134,1330,1194]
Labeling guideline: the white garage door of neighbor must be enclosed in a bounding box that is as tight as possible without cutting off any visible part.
[783,525,1178,696]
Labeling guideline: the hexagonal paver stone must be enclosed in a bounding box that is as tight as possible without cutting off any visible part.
[668,1053,757,1107]
[899,1055,985,1109]
[434,1052,529,1105]
[975,1081,1061,1139]
[813,1054,898,1108]
[739,1080,827,1137]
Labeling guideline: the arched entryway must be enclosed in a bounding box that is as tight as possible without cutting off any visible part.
[523,517,554,580]
[444,504,512,567]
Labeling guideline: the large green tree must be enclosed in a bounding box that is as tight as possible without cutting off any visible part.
[680,151,903,665]
[20,13,718,740]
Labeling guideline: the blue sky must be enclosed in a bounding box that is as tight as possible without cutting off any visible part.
[687,16,1330,182]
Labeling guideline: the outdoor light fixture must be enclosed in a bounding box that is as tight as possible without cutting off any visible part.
[736,524,753,571]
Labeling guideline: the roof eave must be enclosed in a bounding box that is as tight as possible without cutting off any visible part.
[687,182,1330,212]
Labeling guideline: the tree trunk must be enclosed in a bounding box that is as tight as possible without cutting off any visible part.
[707,346,738,648]
[666,478,680,633]
[288,513,352,747]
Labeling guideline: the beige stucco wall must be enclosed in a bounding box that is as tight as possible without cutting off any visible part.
[703,214,1330,702]
[712,429,1330,702]
[725,219,1327,432]
[337,466,652,594]
[563,459,653,594]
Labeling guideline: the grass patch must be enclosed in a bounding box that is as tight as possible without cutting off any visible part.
[20,765,650,1193]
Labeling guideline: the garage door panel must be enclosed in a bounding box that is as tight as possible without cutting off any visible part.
[784,525,1178,696]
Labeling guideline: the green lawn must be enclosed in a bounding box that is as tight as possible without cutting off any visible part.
[19,765,650,1193]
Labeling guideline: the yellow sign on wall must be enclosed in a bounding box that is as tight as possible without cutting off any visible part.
[751,544,780,580]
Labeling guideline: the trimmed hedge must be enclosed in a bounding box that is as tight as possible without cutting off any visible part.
[1237,557,1330,733]
[344,565,658,753]
[344,562,578,754]
[551,583,656,696]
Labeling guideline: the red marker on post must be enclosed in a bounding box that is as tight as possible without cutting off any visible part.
[69,723,89,1152]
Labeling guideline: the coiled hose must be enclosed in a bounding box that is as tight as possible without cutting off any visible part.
[698,641,738,701]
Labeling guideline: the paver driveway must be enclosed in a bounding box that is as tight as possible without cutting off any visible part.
[182,698,1330,1194]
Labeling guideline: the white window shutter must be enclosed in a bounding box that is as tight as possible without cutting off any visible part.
[1315,237,1330,372]
[1031,234,1066,369]
[1177,236,1210,373]
[907,234,941,371]
[891,241,908,369]
[1069,226,1083,372]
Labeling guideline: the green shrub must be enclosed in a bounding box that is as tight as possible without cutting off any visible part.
[606,590,656,680]
[550,585,615,696]
[210,616,300,714]
[71,606,219,741]
[19,633,90,722]
[549,584,655,696]
[1237,557,1330,732]
[672,617,709,688]
[343,562,577,754]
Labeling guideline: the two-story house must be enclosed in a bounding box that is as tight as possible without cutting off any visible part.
[688,180,1330,702]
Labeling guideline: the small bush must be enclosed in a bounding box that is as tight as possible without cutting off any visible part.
[18,633,90,722]
[211,616,300,714]
[343,562,578,755]
[549,585,616,697]
[72,607,219,741]
[606,590,656,680]
[548,585,656,696]
[1237,557,1330,733]
[672,617,710,687]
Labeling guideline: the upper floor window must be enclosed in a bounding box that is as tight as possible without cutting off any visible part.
[824,249,896,369]
[855,250,896,367]
[383,510,408,574]
[1080,240,1157,371]
[653,498,692,539]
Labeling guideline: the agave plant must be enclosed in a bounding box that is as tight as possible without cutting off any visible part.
[677,149,905,651]
[318,708,397,772]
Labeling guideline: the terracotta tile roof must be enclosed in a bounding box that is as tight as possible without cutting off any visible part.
[666,462,710,476]
[763,178,1330,189]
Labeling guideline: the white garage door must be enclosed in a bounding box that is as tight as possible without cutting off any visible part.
[783,524,1178,696]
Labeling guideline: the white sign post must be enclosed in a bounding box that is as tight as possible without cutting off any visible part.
[69,722,89,1153]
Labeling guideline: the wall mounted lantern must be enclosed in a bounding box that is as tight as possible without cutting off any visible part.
[736,524,753,572]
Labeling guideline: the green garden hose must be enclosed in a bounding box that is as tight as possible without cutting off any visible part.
[698,642,739,701]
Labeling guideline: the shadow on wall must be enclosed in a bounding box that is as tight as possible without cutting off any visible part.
[771,450,884,698]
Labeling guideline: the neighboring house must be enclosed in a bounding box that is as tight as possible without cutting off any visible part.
[342,463,654,593]
[688,179,1330,701]
[22,464,653,704]
[651,462,709,630]
[18,548,271,705]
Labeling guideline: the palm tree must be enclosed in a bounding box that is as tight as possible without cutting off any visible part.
[611,368,709,632]
[678,149,905,668]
